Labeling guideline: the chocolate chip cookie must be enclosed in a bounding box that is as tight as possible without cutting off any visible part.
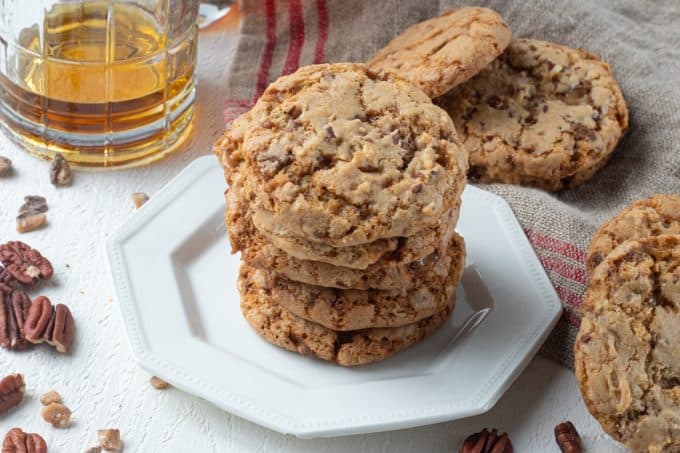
[266,233,464,330]
[586,194,680,275]
[437,38,628,191]
[575,235,680,452]
[239,264,454,366]
[368,7,512,98]
[215,63,468,247]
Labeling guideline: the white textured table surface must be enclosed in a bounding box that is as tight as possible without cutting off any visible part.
[0,17,625,453]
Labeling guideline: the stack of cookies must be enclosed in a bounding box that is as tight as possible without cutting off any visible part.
[575,194,680,452]
[214,63,468,366]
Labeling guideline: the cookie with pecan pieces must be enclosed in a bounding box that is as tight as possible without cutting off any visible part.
[437,38,628,191]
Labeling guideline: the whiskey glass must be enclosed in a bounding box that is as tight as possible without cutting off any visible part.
[0,0,199,168]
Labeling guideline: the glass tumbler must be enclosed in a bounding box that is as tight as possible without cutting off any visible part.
[0,0,199,168]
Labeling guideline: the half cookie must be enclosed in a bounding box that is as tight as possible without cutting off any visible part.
[586,194,680,275]
[575,235,680,452]
[368,7,511,98]
[438,38,628,191]
[239,264,454,366]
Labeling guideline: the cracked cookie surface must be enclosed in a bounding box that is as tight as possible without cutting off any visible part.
[239,264,454,366]
[575,235,680,452]
[266,232,463,330]
[587,194,680,276]
[437,38,628,191]
[226,174,458,279]
[215,63,468,247]
[368,7,511,98]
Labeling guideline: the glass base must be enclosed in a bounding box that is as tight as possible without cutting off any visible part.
[0,79,196,170]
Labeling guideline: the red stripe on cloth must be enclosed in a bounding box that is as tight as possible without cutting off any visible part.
[536,255,587,286]
[314,0,328,64]
[281,0,305,75]
[525,228,587,262]
[255,0,277,98]
[224,98,255,108]
[554,285,583,309]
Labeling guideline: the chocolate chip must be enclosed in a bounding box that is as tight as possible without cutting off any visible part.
[325,125,336,139]
[411,183,423,193]
[542,105,549,113]
[287,104,302,119]
[486,95,504,109]
[545,60,555,70]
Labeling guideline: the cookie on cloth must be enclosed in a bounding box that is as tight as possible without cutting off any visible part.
[267,232,464,330]
[575,235,680,452]
[226,184,460,289]
[586,194,680,275]
[238,264,454,366]
[368,7,512,98]
[437,38,628,191]
[214,63,468,247]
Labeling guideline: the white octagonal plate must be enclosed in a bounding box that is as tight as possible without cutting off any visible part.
[107,155,562,438]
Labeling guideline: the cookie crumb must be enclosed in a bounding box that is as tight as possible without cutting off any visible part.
[50,153,73,186]
[131,192,149,209]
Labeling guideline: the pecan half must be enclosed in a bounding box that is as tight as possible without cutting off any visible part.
[461,428,513,453]
[0,291,31,350]
[0,374,25,415]
[24,296,53,344]
[0,242,53,286]
[45,304,75,353]
[555,421,582,453]
[2,428,47,453]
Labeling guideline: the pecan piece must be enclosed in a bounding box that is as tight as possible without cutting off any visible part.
[0,242,54,286]
[554,421,582,453]
[0,291,31,350]
[0,374,25,415]
[97,429,121,451]
[16,213,47,234]
[41,402,71,428]
[50,153,72,186]
[0,266,16,294]
[2,428,47,453]
[0,156,11,177]
[40,390,62,406]
[149,376,169,390]
[461,428,513,453]
[131,192,149,209]
[18,196,48,217]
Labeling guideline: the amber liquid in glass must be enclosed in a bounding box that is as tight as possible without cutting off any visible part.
[0,2,196,167]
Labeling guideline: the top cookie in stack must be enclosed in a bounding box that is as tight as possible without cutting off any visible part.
[215,63,468,365]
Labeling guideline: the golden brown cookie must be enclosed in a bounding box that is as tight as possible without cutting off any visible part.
[368,7,512,98]
[266,233,464,330]
[437,38,628,191]
[239,264,454,366]
[215,63,468,247]
[575,235,680,452]
[586,194,680,275]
